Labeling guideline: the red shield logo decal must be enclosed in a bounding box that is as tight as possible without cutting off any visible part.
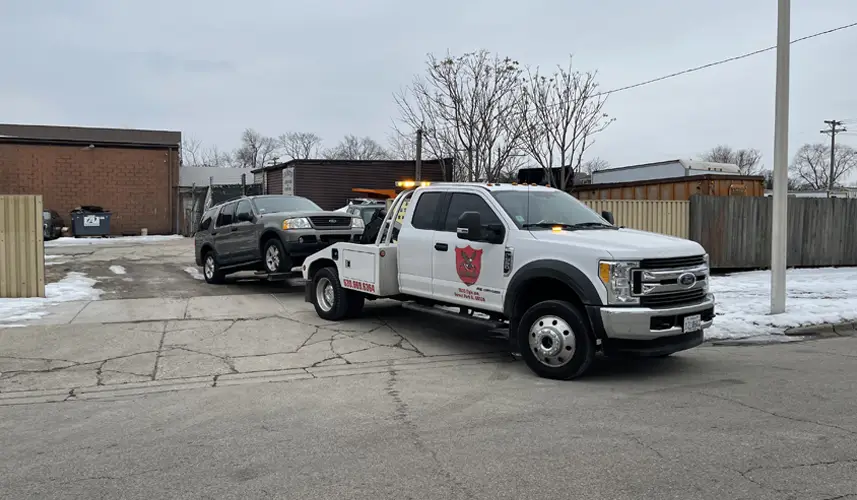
[455,246,483,286]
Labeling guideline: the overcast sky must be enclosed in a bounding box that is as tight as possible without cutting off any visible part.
[2,0,856,171]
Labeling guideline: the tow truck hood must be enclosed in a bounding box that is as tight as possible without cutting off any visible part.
[530,227,704,260]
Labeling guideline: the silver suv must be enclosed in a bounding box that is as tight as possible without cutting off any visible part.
[194,195,364,284]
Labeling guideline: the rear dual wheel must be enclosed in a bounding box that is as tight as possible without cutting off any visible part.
[311,266,364,320]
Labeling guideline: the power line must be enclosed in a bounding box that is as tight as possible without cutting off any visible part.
[419,20,857,134]
[599,21,857,96]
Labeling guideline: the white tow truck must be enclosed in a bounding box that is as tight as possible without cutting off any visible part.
[301,181,715,380]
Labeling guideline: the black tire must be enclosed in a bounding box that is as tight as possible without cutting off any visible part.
[516,300,595,380]
[202,250,225,284]
[311,266,352,321]
[262,238,291,273]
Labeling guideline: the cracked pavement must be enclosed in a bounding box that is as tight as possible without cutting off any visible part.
[0,300,506,396]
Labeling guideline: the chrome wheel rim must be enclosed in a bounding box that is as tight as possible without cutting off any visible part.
[204,256,215,279]
[528,315,576,367]
[316,277,335,312]
[265,245,280,272]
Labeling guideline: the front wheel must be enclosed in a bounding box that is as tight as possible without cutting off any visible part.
[516,300,595,380]
[263,238,290,273]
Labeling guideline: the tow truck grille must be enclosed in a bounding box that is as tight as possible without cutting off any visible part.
[633,255,709,308]
[639,255,706,269]
[309,216,352,228]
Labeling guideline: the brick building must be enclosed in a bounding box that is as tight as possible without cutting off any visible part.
[0,124,181,235]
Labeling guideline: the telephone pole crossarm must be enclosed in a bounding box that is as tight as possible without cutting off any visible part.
[821,120,847,196]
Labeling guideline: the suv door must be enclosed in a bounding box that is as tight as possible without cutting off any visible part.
[232,199,260,263]
[213,202,237,264]
[396,191,444,299]
[431,191,508,312]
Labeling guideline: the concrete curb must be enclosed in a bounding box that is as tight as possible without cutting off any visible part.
[784,321,857,338]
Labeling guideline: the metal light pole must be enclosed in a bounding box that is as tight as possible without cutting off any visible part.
[770,0,790,314]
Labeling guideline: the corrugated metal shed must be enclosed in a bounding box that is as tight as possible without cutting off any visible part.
[590,159,740,185]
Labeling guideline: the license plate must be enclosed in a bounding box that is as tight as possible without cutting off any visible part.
[683,314,701,333]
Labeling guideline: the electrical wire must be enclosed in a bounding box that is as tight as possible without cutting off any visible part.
[418,20,857,134]
[598,21,857,97]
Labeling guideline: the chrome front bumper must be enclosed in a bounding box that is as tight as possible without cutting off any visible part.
[599,294,715,341]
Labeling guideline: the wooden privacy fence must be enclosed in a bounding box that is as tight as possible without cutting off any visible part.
[689,195,857,269]
[582,200,690,239]
[0,195,46,298]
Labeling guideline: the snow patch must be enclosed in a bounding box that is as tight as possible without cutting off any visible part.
[109,265,127,275]
[0,272,103,325]
[45,235,184,247]
[184,267,205,280]
[708,267,857,340]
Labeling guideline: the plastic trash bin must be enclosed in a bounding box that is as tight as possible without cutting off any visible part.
[70,206,112,237]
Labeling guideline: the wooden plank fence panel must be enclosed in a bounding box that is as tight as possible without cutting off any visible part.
[689,195,857,269]
[0,195,45,298]
[582,200,689,239]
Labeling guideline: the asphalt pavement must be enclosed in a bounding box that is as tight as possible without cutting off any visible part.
[2,336,856,500]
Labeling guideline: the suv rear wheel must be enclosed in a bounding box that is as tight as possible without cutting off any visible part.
[516,300,595,380]
[203,251,225,284]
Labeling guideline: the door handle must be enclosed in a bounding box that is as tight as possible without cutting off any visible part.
[435,242,448,251]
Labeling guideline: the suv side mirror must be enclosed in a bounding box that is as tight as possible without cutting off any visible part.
[601,210,615,225]
[456,211,482,241]
[237,211,254,223]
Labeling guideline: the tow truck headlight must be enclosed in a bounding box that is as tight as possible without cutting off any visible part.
[282,217,311,230]
[702,253,710,291]
[351,218,365,229]
[598,260,639,305]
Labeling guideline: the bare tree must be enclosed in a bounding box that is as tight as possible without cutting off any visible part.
[519,57,614,190]
[387,131,416,160]
[233,128,279,169]
[582,157,609,175]
[279,132,323,160]
[201,145,232,168]
[323,135,390,160]
[700,145,763,175]
[394,50,528,182]
[760,169,800,190]
[789,142,857,190]
[180,137,203,167]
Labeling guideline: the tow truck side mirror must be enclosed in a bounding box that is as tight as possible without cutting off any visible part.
[601,210,615,225]
[456,211,482,241]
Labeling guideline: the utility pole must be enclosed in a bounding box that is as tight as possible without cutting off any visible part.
[770,0,790,315]
[820,120,847,196]
[414,127,423,182]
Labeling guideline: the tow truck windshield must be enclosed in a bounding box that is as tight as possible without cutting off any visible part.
[493,190,613,230]
[252,196,322,214]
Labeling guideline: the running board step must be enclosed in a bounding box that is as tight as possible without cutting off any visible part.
[402,302,508,331]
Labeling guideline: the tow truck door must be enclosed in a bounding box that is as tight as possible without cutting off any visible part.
[431,192,507,312]
[395,190,443,299]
